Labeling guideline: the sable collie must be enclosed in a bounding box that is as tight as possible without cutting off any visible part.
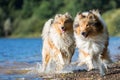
[42,13,75,72]
[73,10,112,76]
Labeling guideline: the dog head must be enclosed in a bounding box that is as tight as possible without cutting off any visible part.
[74,10,104,38]
[52,13,73,35]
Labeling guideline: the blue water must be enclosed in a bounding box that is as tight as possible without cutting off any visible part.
[0,37,120,79]
[0,37,120,63]
[0,38,42,63]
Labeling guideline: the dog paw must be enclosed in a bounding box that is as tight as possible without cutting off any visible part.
[87,68,95,71]
[100,72,106,77]
[87,67,95,71]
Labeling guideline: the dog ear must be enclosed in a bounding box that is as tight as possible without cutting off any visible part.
[65,12,69,16]
[77,11,87,19]
[77,11,82,15]
[79,14,86,19]
[94,9,100,14]
[89,9,101,16]
[87,12,96,21]
[65,12,72,18]
[54,14,62,19]
[50,19,54,25]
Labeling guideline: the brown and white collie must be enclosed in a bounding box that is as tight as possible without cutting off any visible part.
[73,10,112,76]
[42,13,75,72]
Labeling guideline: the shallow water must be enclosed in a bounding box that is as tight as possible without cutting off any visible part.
[0,37,120,79]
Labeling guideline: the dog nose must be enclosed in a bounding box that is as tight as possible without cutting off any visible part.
[81,32,87,37]
[61,26,65,30]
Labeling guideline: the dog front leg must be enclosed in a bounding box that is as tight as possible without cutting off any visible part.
[42,51,51,72]
[98,56,106,76]
[86,56,94,71]
[58,52,64,65]
[54,49,65,71]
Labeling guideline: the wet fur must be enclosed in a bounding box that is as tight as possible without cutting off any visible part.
[42,13,75,72]
[73,10,112,76]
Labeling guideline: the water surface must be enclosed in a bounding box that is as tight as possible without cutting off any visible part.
[0,37,120,79]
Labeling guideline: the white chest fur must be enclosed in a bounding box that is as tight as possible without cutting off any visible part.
[75,33,107,55]
[50,28,74,52]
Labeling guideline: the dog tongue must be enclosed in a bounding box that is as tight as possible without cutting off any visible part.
[62,29,66,32]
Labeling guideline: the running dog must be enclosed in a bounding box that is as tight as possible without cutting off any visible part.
[73,10,112,76]
[42,13,75,72]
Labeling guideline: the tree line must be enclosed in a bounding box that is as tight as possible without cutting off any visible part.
[0,0,120,37]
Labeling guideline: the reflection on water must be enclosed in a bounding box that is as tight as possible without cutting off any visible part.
[0,37,120,79]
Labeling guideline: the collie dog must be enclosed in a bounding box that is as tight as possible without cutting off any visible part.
[42,13,75,72]
[73,10,112,76]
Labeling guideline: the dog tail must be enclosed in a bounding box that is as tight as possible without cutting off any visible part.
[41,19,54,39]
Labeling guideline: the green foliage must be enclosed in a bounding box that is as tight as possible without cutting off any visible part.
[21,0,39,19]
[12,16,43,37]
[33,1,52,19]
[0,7,4,36]
[0,0,120,37]
[102,9,120,36]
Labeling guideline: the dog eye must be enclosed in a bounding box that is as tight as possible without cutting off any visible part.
[89,22,96,26]
[91,22,98,26]
[56,22,61,24]
[91,23,95,26]
[74,24,79,28]
[81,15,86,18]
[64,20,69,23]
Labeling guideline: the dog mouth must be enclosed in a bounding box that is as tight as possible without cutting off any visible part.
[61,26,66,32]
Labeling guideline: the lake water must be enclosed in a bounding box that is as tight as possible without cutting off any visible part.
[0,37,120,80]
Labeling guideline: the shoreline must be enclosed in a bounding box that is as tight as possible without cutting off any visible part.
[40,61,120,80]
[0,61,119,80]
